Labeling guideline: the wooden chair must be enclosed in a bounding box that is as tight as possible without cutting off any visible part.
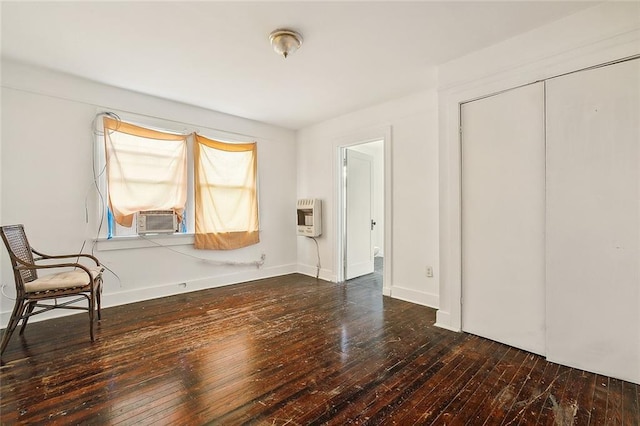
[0,224,104,357]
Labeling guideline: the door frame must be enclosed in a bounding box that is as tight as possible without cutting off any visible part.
[334,125,392,295]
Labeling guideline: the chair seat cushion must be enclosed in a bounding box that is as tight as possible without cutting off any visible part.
[25,266,104,293]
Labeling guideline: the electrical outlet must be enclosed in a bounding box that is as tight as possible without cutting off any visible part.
[426,266,434,278]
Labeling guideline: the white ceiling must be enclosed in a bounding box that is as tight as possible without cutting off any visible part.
[1,1,599,130]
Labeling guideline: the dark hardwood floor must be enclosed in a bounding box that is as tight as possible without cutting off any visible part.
[1,270,638,425]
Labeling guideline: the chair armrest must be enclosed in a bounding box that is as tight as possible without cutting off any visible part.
[15,257,92,273]
[15,258,100,284]
[31,249,101,266]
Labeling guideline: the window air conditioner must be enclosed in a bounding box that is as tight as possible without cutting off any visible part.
[137,210,177,235]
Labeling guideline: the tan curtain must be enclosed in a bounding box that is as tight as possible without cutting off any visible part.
[194,134,259,250]
[104,117,188,227]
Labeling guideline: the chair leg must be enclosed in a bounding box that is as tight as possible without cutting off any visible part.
[1,300,28,356]
[96,278,103,321]
[88,294,95,342]
[19,301,37,335]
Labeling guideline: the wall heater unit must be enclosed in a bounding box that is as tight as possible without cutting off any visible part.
[297,199,322,237]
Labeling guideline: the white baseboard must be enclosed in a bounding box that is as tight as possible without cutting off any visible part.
[296,264,335,282]
[382,286,391,296]
[435,310,461,332]
[0,263,298,328]
[389,285,439,309]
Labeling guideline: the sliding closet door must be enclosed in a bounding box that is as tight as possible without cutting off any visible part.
[546,59,639,384]
[461,82,546,355]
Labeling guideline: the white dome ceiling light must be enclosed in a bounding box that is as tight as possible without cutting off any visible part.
[269,29,303,59]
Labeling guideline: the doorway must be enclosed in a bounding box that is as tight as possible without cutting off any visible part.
[339,140,385,284]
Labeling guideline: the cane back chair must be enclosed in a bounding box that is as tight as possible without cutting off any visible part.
[0,224,104,357]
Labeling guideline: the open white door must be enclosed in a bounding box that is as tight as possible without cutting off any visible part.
[345,149,374,280]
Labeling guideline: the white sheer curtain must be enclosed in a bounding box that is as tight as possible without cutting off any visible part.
[103,117,188,227]
[194,134,259,250]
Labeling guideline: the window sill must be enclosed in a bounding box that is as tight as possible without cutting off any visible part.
[95,233,195,251]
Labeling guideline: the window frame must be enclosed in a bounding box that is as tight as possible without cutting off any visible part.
[93,110,260,250]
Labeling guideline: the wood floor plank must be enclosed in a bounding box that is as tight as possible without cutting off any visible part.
[430,342,512,426]
[428,343,522,425]
[536,364,572,426]
[393,337,502,425]
[361,336,475,424]
[262,312,449,424]
[354,336,477,424]
[561,368,595,426]
[493,353,541,426]
[589,374,610,425]
[607,378,624,425]
[465,345,529,424]
[540,367,579,426]
[481,351,539,426]
[515,361,560,426]
[236,326,453,425]
[343,337,507,425]
[1,272,638,425]
[622,380,640,426]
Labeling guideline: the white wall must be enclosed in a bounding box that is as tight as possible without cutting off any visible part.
[437,1,640,332]
[296,81,440,308]
[0,60,298,327]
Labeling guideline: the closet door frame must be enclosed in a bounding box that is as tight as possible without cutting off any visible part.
[437,52,640,333]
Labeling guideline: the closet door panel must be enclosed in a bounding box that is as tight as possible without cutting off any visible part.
[546,59,639,384]
[461,82,546,355]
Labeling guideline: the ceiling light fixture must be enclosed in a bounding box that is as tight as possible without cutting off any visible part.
[269,29,303,59]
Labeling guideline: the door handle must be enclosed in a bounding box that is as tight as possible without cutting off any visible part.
[371,220,376,230]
